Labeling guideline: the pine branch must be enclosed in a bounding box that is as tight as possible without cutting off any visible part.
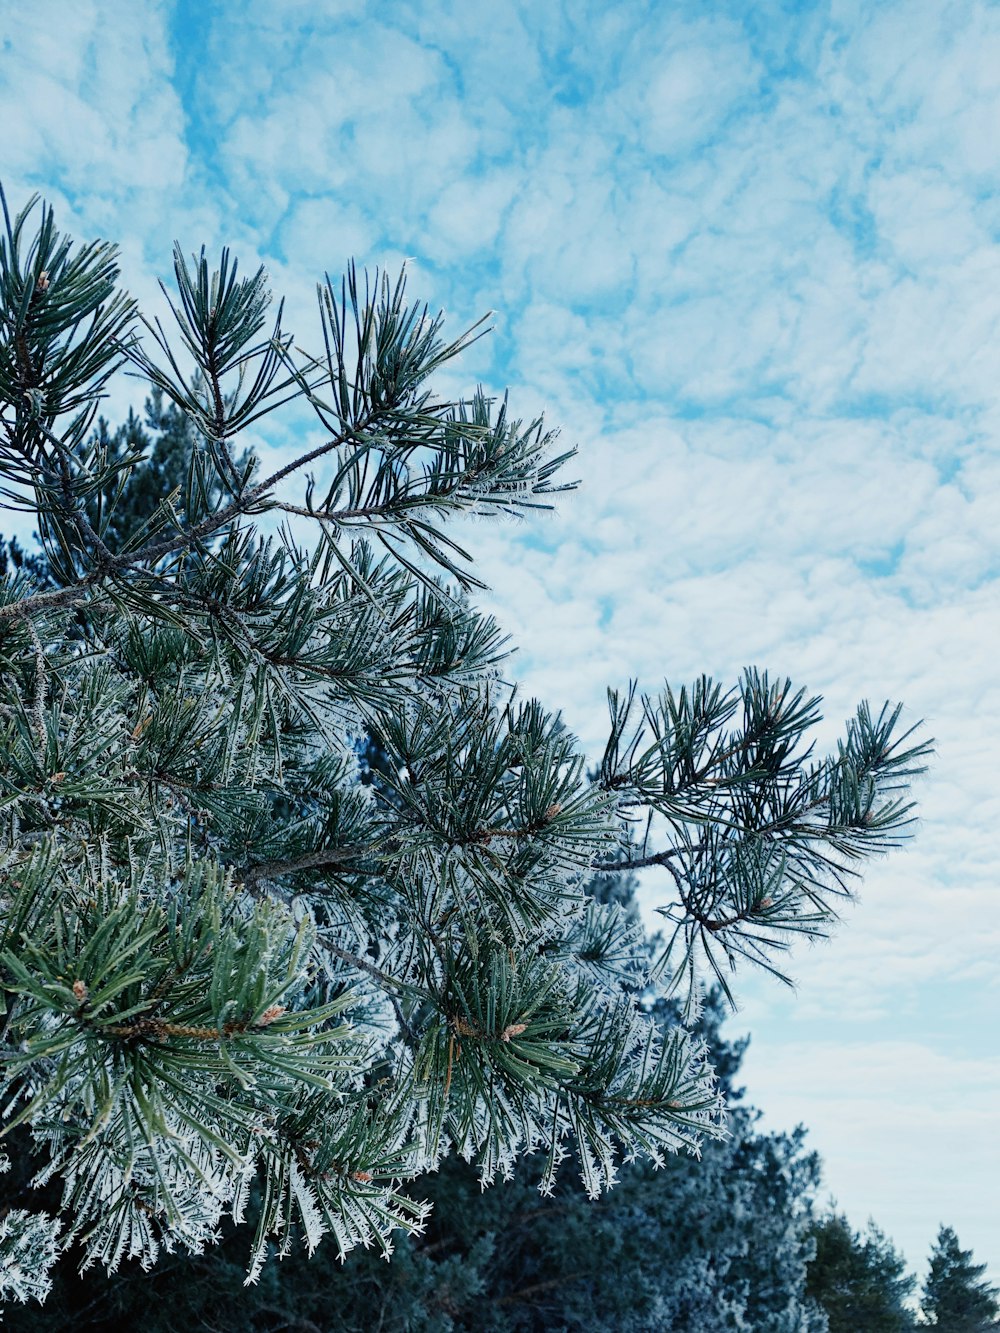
[0,191,928,1289]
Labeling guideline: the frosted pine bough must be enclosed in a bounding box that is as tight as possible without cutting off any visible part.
[0,191,929,1303]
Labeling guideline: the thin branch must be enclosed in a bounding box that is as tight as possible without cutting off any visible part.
[0,411,378,624]
[607,846,687,872]
[21,611,47,750]
[493,1275,585,1307]
[322,940,420,1042]
[206,350,241,487]
[240,842,382,886]
[241,853,421,1040]
[339,941,411,995]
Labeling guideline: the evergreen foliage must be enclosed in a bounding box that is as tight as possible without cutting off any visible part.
[921,1225,999,1331]
[0,389,200,588]
[0,188,929,1309]
[2,985,828,1332]
[0,536,46,585]
[79,388,243,555]
[805,1212,917,1332]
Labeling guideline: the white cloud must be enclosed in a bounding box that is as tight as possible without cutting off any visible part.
[741,1037,1000,1280]
[635,17,763,157]
[278,196,375,274]
[0,1,186,202]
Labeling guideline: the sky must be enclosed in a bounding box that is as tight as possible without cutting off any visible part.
[2,0,998,1293]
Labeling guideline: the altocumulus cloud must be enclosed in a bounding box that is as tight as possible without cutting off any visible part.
[1,0,998,1288]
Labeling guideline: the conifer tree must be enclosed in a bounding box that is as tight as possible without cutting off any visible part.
[806,1213,917,1332]
[0,189,930,1309]
[80,387,251,556]
[921,1226,999,1331]
[2,892,828,1331]
[0,391,207,592]
[0,535,46,585]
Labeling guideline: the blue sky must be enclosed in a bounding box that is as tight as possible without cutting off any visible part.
[3,0,999,1290]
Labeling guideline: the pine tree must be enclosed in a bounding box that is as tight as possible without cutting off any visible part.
[806,1213,917,1332]
[2,906,828,1331]
[80,388,252,556]
[1,390,197,589]
[0,188,930,1309]
[922,1226,999,1331]
[0,535,46,585]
